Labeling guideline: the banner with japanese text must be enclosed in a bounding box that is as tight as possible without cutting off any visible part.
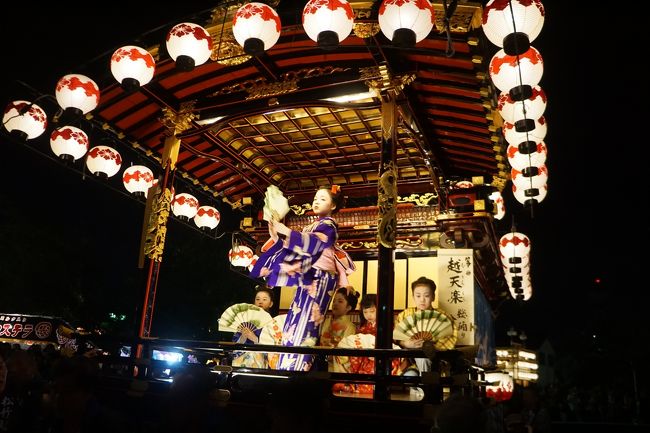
[437,249,475,346]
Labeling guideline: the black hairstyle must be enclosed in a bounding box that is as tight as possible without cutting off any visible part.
[317,185,345,214]
[334,286,359,311]
[359,293,378,327]
[411,276,437,299]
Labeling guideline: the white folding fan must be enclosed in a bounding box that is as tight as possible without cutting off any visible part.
[218,303,272,335]
[392,309,458,351]
[259,313,287,345]
[262,185,290,222]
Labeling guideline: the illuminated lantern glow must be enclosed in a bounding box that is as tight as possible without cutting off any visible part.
[110,45,156,91]
[166,22,213,72]
[302,0,354,49]
[2,100,47,140]
[499,232,531,267]
[488,191,506,220]
[50,126,88,162]
[497,85,547,123]
[194,205,221,230]
[485,371,514,401]
[503,116,547,147]
[512,164,548,189]
[172,192,200,219]
[513,181,547,205]
[378,0,435,47]
[454,180,474,189]
[232,3,282,56]
[55,74,100,119]
[482,0,545,55]
[122,165,154,196]
[489,46,543,93]
[229,245,255,267]
[85,145,122,178]
[507,141,547,171]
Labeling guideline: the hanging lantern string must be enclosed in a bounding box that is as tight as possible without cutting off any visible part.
[442,0,458,57]
[508,0,536,217]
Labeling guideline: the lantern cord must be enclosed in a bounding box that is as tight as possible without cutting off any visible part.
[442,0,458,57]
[508,0,536,218]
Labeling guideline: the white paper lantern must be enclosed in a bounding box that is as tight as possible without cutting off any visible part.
[122,165,154,195]
[86,145,122,178]
[166,22,213,71]
[194,205,221,230]
[513,181,547,205]
[507,141,547,171]
[2,100,47,140]
[172,192,199,219]
[512,164,548,190]
[302,0,354,49]
[229,245,254,267]
[248,254,259,272]
[482,0,545,54]
[488,191,506,220]
[378,0,435,46]
[110,45,156,90]
[503,116,547,146]
[497,85,546,123]
[489,46,543,93]
[485,371,514,401]
[55,74,100,116]
[50,126,88,161]
[232,3,282,56]
[499,232,531,268]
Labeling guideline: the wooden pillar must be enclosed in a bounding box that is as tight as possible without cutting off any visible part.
[136,107,196,348]
[375,96,398,399]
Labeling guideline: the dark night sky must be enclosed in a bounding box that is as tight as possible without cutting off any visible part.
[1,1,649,357]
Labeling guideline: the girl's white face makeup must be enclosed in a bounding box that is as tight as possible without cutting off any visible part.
[330,293,350,317]
[312,189,335,217]
[362,306,376,324]
[412,284,434,311]
[254,292,273,311]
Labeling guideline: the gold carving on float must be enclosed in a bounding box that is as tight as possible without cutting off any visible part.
[211,34,251,66]
[491,176,507,192]
[353,23,381,38]
[247,80,300,100]
[338,237,422,250]
[377,160,398,248]
[431,3,482,33]
[363,65,416,93]
[144,187,172,262]
[290,204,312,216]
[210,66,348,100]
[160,105,197,169]
[397,193,438,206]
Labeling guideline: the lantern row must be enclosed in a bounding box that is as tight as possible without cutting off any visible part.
[482,0,549,208]
[499,231,533,301]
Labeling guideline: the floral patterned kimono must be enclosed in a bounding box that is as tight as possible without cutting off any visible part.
[250,216,355,371]
[231,328,267,368]
[332,321,405,395]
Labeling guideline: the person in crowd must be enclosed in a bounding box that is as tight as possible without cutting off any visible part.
[395,276,438,374]
[433,392,486,433]
[250,185,355,371]
[319,286,359,348]
[231,285,275,368]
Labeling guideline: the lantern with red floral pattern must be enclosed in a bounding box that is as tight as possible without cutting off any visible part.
[232,3,281,56]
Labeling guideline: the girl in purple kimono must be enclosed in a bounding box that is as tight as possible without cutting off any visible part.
[250,185,355,371]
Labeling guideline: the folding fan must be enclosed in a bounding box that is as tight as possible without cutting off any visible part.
[392,309,458,351]
[337,333,376,350]
[262,185,290,222]
[218,303,272,334]
[259,314,287,345]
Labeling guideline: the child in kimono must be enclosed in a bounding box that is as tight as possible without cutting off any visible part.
[250,185,355,371]
[231,286,275,368]
[319,286,358,348]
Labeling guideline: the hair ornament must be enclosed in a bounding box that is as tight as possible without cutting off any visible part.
[331,184,341,194]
